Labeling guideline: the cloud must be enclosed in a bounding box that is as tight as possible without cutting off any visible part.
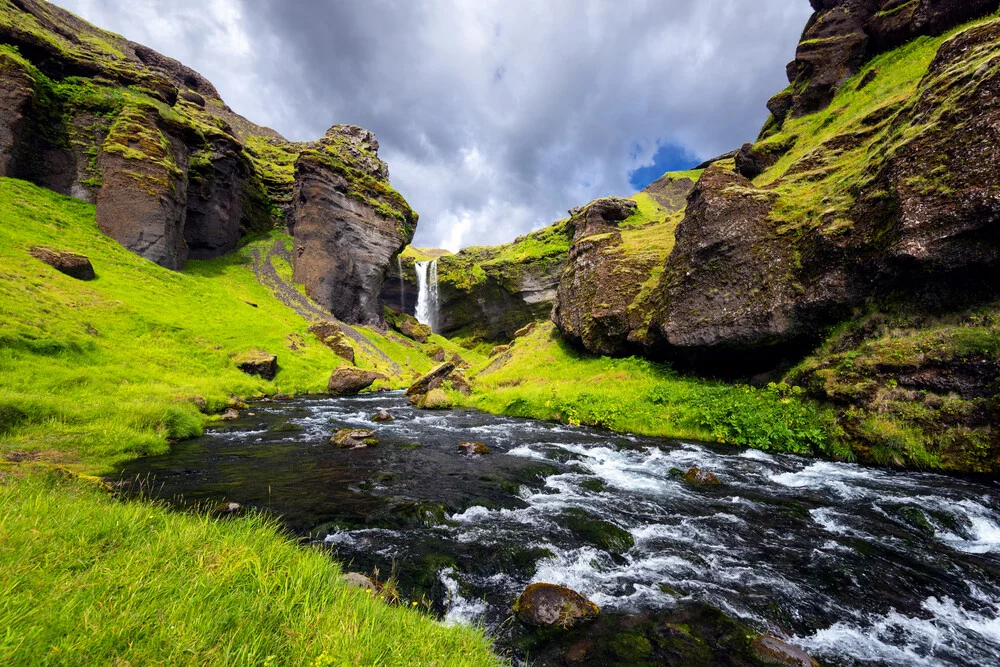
[54,0,813,249]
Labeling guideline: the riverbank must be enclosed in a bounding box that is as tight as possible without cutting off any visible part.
[0,177,500,665]
[452,322,853,462]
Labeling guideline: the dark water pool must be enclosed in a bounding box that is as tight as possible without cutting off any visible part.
[113,393,1000,666]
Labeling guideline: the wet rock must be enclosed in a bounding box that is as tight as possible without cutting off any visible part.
[328,368,386,395]
[308,322,356,364]
[752,636,820,667]
[371,409,394,423]
[331,428,379,449]
[513,583,600,629]
[28,247,96,280]
[405,362,456,396]
[233,350,278,381]
[458,441,490,455]
[268,420,302,433]
[559,508,634,555]
[417,388,450,410]
[343,572,377,591]
[220,408,239,421]
[682,467,722,486]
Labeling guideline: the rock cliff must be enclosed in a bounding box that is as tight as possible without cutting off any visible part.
[0,0,413,324]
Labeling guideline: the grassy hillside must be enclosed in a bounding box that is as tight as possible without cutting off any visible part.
[0,177,469,470]
[0,176,499,665]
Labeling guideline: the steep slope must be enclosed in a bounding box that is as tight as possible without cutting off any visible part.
[0,0,415,325]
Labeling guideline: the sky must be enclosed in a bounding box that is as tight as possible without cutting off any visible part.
[55,0,813,251]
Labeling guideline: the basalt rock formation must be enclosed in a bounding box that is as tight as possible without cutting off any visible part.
[0,0,413,324]
[771,0,998,125]
[553,176,697,356]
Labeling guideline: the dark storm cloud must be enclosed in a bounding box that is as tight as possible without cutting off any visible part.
[56,0,813,249]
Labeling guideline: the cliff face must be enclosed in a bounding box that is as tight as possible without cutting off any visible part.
[553,176,697,356]
[768,0,998,126]
[0,0,413,324]
[291,126,416,325]
[384,224,571,344]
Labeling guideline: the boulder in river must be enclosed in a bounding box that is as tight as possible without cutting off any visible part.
[752,636,820,667]
[220,408,239,421]
[417,389,450,410]
[29,247,96,280]
[371,409,394,423]
[682,467,722,487]
[328,368,387,395]
[331,428,379,449]
[233,349,278,381]
[513,582,599,629]
[458,441,490,455]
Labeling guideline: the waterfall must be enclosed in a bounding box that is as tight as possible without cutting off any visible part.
[415,259,439,332]
[397,256,405,313]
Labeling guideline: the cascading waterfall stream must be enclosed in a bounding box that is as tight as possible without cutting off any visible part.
[397,256,405,313]
[414,259,439,332]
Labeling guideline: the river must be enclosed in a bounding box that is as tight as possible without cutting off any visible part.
[114,392,1000,666]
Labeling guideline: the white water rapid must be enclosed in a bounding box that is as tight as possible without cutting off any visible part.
[414,259,439,332]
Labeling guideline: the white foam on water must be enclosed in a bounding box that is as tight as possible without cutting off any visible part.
[740,448,777,462]
[770,461,883,500]
[505,444,550,460]
[440,568,487,626]
[795,595,1000,667]
[809,507,853,536]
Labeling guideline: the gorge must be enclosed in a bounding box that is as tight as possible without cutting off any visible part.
[2,0,1000,665]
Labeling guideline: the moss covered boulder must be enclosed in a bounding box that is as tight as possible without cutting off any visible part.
[330,428,379,449]
[513,583,599,629]
[233,349,277,380]
[327,367,386,395]
[308,321,356,364]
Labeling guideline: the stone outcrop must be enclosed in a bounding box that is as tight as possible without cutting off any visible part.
[330,428,378,449]
[646,17,1000,376]
[291,126,416,325]
[328,368,386,395]
[234,350,278,380]
[28,247,95,280]
[309,322,356,364]
[779,0,998,120]
[553,178,696,356]
[0,1,414,322]
[513,583,599,629]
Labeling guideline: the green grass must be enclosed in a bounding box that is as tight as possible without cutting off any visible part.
[0,177,500,664]
[0,468,499,666]
[0,177,444,470]
[454,323,845,458]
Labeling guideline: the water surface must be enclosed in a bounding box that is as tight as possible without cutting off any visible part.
[115,393,1000,666]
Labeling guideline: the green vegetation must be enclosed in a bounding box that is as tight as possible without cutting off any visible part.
[454,323,846,458]
[0,178,499,663]
[756,12,1000,237]
[0,468,498,666]
[788,308,1000,471]
[0,177,446,469]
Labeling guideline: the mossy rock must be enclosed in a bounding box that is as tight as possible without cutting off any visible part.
[513,583,600,629]
[417,388,450,409]
[559,508,634,555]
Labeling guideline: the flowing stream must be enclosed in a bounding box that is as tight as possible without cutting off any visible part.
[414,259,439,332]
[114,393,1000,666]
